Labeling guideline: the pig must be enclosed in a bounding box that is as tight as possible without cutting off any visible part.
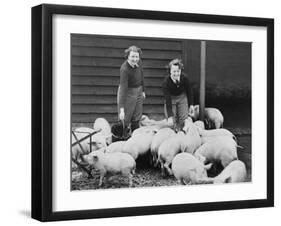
[172,152,212,185]
[140,115,155,127]
[74,127,95,133]
[211,160,247,183]
[83,149,136,187]
[122,130,156,160]
[150,128,176,166]
[180,121,202,154]
[140,115,173,128]
[189,105,224,129]
[200,136,243,149]
[194,139,238,168]
[194,120,205,130]
[197,127,236,141]
[141,115,150,122]
[188,105,202,121]
[182,117,194,132]
[157,132,183,176]
[106,141,126,153]
[93,118,112,145]
[204,107,224,129]
[131,126,159,137]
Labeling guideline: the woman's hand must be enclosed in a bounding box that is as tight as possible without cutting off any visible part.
[142,92,146,99]
[167,117,174,126]
[189,105,195,116]
[119,108,125,121]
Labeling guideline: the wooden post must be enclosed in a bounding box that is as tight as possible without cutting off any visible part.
[199,41,206,121]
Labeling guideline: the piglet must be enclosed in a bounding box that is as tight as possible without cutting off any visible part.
[106,141,126,153]
[74,127,95,133]
[122,130,156,160]
[93,118,112,145]
[212,160,247,183]
[200,136,243,149]
[197,127,236,141]
[194,138,238,168]
[150,127,176,166]
[131,126,158,137]
[189,105,224,129]
[180,120,201,154]
[172,152,212,185]
[157,132,183,176]
[84,150,136,187]
[194,120,205,130]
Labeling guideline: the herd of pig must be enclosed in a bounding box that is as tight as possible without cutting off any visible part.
[72,106,247,188]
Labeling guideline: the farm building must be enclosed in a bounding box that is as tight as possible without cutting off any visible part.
[71,34,251,130]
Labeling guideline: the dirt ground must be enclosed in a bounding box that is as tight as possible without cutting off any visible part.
[71,135,251,190]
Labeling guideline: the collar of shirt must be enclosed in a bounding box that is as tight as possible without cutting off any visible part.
[170,75,180,85]
[127,60,139,68]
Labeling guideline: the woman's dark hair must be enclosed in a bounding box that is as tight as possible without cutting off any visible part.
[124,45,142,58]
[168,58,184,70]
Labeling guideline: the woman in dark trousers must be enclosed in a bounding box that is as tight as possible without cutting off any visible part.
[163,59,194,131]
[117,45,146,133]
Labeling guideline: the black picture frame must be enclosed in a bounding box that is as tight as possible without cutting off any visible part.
[31,3,274,222]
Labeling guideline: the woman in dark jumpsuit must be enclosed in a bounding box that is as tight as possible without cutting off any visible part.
[117,46,146,132]
[163,59,194,131]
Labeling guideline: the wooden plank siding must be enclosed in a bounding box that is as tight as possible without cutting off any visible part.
[71,34,252,130]
[71,34,182,123]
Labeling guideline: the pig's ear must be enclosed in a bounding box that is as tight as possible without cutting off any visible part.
[204,163,213,170]
[224,176,232,183]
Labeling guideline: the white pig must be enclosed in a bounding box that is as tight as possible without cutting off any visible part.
[205,107,224,129]
[172,152,212,185]
[83,150,136,187]
[122,130,156,160]
[150,128,176,165]
[212,160,247,183]
[194,139,238,168]
[197,127,236,140]
[74,127,95,133]
[200,136,243,149]
[194,120,205,130]
[157,132,183,176]
[93,118,112,145]
[131,126,159,137]
[180,122,201,154]
[106,141,126,153]
[189,105,224,129]
[140,115,173,128]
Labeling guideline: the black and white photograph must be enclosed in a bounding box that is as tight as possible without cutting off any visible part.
[30,2,274,221]
[71,34,252,190]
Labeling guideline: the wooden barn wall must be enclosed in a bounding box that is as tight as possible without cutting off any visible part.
[71,34,182,123]
[71,34,251,128]
[184,40,252,129]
